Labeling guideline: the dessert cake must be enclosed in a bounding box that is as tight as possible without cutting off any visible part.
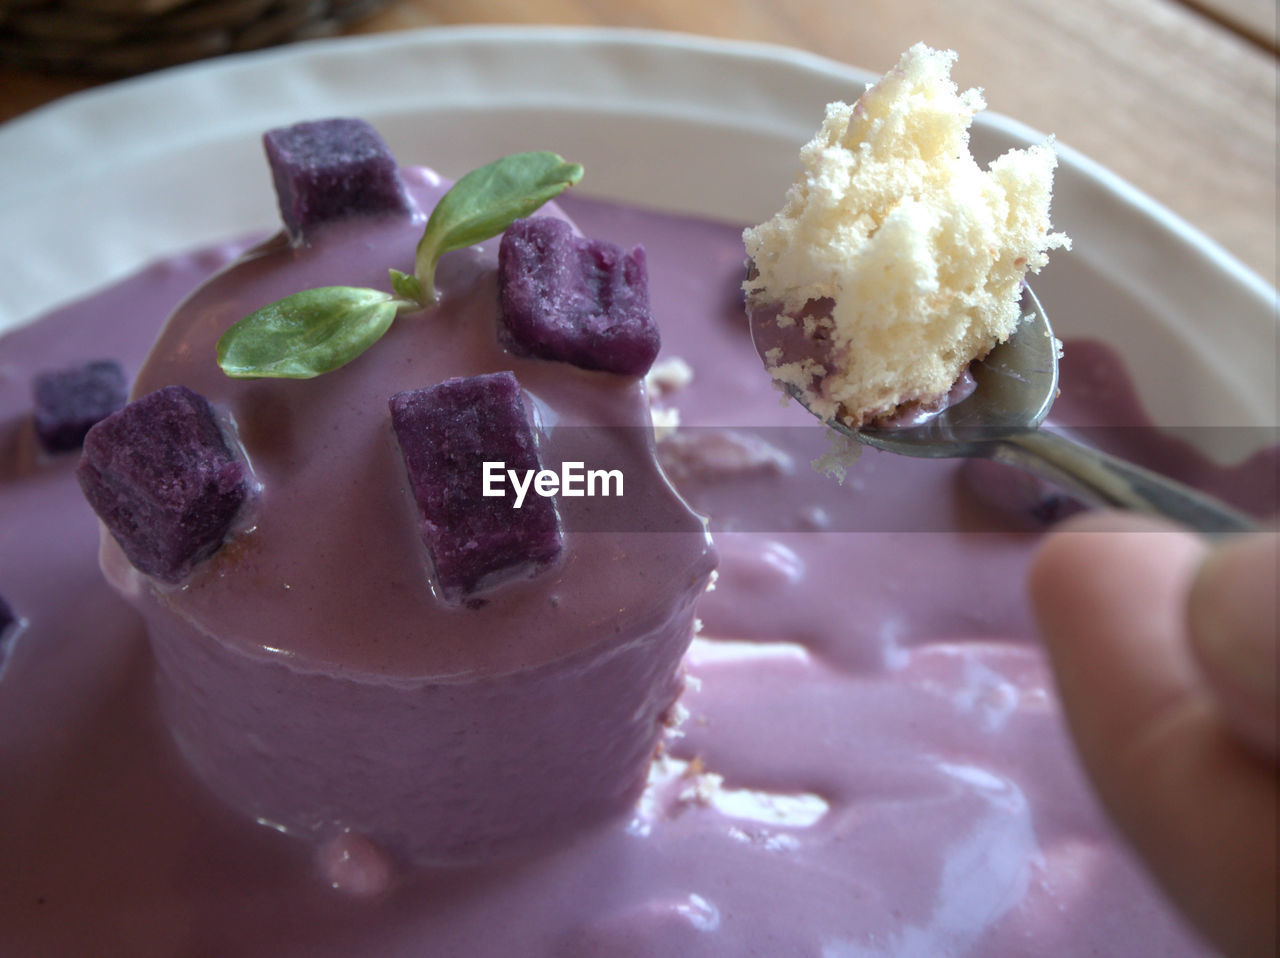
[76,118,717,866]
[2,70,1272,958]
[744,43,1070,427]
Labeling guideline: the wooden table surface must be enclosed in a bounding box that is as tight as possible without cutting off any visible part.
[1,0,1276,285]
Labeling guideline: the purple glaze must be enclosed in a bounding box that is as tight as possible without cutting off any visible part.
[961,455,1086,528]
[116,172,711,680]
[2,188,1274,956]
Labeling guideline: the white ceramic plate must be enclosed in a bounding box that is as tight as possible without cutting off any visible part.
[1,26,1275,456]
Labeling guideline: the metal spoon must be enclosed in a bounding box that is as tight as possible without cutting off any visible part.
[756,287,1258,534]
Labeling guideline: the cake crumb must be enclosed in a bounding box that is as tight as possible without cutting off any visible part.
[646,357,692,440]
[649,405,680,441]
[812,431,864,485]
[744,43,1070,427]
[645,356,694,395]
[677,757,724,807]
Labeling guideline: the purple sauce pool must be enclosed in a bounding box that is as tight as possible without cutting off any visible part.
[0,192,1274,957]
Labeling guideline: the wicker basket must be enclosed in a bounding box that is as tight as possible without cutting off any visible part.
[0,0,392,74]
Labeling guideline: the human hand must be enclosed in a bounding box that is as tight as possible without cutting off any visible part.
[1029,512,1277,958]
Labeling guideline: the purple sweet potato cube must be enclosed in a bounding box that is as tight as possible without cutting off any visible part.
[76,385,251,583]
[263,118,412,240]
[32,359,127,454]
[389,372,562,602]
[498,217,660,376]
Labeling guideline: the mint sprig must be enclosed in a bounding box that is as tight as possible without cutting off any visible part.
[216,151,583,380]
[217,287,413,379]
[411,152,583,303]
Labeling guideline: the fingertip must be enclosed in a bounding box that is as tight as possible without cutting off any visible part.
[1026,509,1209,799]
[1029,511,1193,640]
[1188,531,1279,760]
[1028,512,1208,734]
[1028,511,1277,957]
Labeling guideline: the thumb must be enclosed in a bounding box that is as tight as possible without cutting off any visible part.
[1188,531,1279,760]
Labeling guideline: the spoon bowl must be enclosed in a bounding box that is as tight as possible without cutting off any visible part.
[847,286,1059,457]
[752,286,1258,534]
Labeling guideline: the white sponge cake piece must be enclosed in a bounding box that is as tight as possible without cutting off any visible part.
[744,43,1070,427]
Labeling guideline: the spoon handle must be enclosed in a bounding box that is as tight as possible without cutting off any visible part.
[995,429,1260,534]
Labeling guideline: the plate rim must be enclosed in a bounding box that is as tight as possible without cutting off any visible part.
[2,24,1272,300]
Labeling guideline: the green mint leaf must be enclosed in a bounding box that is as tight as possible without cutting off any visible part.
[414,151,584,302]
[389,268,423,303]
[217,287,402,379]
